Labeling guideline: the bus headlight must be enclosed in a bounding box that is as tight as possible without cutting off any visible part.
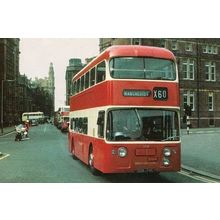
[163,158,170,166]
[118,147,127,158]
[163,147,171,157]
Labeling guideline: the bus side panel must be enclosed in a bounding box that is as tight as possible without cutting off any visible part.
[68,136,113,171]
[69,131,83,159]
[70,133,99,166]
[70,81,179,112]
[74,133,84,160]
[88,138,112,172]
[68,131,74,153]
[70,82,109,111]
[81,136,109,167]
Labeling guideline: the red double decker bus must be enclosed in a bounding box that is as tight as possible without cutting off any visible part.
[68,45,180,175]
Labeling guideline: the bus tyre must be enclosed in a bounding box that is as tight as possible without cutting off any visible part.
[88,150,100,176]
[72,151,78,160]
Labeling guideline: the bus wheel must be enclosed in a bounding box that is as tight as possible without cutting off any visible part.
[88,148,100,176]
[72,150,78,160]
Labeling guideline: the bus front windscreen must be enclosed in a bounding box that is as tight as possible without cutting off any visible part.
[110,57,176,80]
[106,108,179,142]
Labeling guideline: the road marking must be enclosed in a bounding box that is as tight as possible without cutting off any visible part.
[179,170,219,183]
[0,130,15,137]
[43,126,47,133]
[0,153,10,161]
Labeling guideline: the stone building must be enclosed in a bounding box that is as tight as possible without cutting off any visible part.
[48,62,55,111]
[15,74,32,123]
[31,63,55,117]
[99,38,220,128]
[65,58,83,105]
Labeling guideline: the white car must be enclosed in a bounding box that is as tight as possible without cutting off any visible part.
[31,119,39,126]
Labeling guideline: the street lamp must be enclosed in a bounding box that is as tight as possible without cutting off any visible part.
[1,79,15,134]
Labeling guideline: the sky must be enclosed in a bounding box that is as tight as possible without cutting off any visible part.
[19,38,99,110]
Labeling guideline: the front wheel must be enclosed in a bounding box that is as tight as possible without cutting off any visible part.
[72,148,78,160]
[88,150,100,176]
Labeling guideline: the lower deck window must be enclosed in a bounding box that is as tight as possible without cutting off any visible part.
[106,108,179,142]
[72,117,88,134]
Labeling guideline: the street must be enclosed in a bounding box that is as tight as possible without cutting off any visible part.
[181,128,220,177]
[0,124,218,183]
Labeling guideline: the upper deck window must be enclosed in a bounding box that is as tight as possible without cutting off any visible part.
[90,67,95,86]
[110,57,176,81]
[96,61,106,83]
[85,72,89,89]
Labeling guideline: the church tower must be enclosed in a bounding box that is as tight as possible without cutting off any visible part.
[48,62,55,114]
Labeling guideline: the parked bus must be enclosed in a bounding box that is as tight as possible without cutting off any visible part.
[56,106,70,129]
[61,115,70,132]
[68,45,181,175]
[58,105,70,117]
[22,112,44,124]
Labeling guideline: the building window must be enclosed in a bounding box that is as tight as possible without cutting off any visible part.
[182,59,194,80]
[213,46,218,54]
[205,61,216,81]
[203,45,218,54]
[160,39,166,48]
[208,92,214,111]
[183,90,195,111]
[171,41,178,50]
[209,118,214,126]
[132,38,142,45]
[185,43,193,52]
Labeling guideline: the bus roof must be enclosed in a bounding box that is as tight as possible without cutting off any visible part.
[73,45,176,82]
[22,112,44,115]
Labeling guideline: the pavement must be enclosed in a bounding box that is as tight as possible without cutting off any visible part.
[0,126,15,136]
[1,125,220,180]
[0,127,15,156]
[181,127,220,180]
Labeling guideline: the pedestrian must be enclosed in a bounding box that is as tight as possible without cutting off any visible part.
[24,120,30,131]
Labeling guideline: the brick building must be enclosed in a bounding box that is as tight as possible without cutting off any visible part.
[99,38,220,128]
[0,38,20,126]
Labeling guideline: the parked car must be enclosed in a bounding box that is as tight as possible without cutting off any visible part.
[31,119,39,126]
[61,121,69,132]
